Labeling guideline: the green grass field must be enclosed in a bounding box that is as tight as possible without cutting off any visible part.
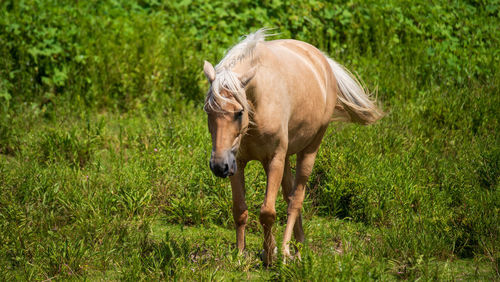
[1,0,499,280]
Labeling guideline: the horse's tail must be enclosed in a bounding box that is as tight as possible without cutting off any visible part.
[326,58,383,125]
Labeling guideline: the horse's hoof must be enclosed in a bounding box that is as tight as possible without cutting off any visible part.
[281,247,302,264]
[259,250,267,266]
[282,251,292,264]
[260,247,278,266]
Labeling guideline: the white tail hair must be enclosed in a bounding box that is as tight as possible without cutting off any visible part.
[326,58,383,125]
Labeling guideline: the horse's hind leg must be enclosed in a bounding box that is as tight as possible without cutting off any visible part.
[282,127,327,259]
[230,160,248,253]
[281,156,305,252]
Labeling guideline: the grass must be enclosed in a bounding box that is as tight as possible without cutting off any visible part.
[86,217,495,280]
[0,98,498,280]
[1,0,499,280]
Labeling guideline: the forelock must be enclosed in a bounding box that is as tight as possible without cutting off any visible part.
[204,70,249,113]
[204,29,269,113]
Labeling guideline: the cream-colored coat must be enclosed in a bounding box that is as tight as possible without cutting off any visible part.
[204,29,382,265]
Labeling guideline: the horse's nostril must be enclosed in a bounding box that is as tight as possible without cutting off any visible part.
[224,163,229,173]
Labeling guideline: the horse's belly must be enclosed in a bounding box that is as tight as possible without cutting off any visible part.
[286,123,324,155]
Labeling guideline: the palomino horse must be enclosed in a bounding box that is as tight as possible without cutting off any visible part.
[203,29,382,265]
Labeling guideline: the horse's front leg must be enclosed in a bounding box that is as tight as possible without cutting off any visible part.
[230,160,248,253]
[260,151,286,265]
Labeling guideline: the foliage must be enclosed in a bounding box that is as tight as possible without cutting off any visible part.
[0,0,499,280]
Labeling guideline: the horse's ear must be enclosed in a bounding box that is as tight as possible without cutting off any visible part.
[239,66,257,87]
[203,61,215,83]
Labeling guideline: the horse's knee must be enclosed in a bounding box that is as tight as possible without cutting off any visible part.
[233,207,248,226]
[259,205,276,226]
[287,188,306,211]
[287,201,303,212]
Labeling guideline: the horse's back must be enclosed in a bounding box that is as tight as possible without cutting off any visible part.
[258,39,337,115]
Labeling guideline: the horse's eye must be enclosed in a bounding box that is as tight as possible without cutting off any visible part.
[235,110,243,120]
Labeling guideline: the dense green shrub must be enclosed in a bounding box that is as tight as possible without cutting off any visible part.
[1,0,498,106]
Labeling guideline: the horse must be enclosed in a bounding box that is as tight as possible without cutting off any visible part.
[202,29,382,265]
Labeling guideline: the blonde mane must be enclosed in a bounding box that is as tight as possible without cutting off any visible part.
[204,29,270,113]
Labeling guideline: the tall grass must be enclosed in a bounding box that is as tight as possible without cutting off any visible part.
[0,0,498,279]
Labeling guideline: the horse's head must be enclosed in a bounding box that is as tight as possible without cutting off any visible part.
[203,61,255,178]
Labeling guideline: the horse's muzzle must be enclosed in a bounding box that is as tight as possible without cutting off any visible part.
[209,151,237,178]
